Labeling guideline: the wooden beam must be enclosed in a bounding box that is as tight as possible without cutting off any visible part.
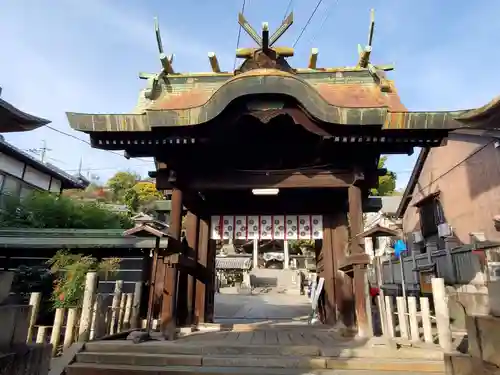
[157,170,355,190]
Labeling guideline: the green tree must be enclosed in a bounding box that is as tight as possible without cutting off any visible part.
[47,250,120,308]
[107,171,139,202]
[371,156,397,196]
[124,181,163,213]
[0,191,133,229]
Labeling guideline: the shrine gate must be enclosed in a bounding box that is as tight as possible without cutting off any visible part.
[66,11,499,337]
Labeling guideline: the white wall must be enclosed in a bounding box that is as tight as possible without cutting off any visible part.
[23,165,51,190]
[0,152,24,178]
[0,151,64,194]
[49,178,62,193]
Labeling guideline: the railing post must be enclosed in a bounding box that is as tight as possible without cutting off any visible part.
[50,308,65,356]
[109,280,123,334]
[63,308,78,349]
[432,277,453,351]
[78,272,98,342]
[131,281,142,329]
[27,292,41,343]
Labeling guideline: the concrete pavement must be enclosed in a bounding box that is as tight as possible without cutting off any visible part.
[214,288,311,324]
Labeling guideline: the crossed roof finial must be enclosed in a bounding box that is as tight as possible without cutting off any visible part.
[237,12,294,51]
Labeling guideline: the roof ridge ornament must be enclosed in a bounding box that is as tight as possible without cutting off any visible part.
[356,9,391,92]
[235,13,295,73]
[139,17,175,100]
[236,12,294,59]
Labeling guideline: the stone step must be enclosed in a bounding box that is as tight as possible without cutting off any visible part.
[76,351,445,372]
[84,341,445,360]
[67,363,445,375]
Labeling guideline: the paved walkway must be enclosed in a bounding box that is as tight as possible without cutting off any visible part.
[214,288,312,324]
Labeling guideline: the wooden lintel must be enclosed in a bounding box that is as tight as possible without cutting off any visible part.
[157,170,355,190]
[338,253,370,273]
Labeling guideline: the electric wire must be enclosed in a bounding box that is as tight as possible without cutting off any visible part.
[308,0,336,45]
[45,125,152,164]
[292,0,323,48]
[233,0,247,71]
[282,0,294,21]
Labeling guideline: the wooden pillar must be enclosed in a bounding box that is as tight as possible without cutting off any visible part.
[348,184,370,337]
[194,215,209,324]
[185,211,199,325]
[320,214,336,325]
[332,212,355,328]
[205,238,217,322]
[161,188,182,335]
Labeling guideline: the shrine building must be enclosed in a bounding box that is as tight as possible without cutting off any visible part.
[66,11,499,335]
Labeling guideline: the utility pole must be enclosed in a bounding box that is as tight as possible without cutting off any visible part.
[40,140,51,163]
[27,140,52,163]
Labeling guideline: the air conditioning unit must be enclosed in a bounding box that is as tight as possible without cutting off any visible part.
[412,231,424,244]
[438,223,452,238]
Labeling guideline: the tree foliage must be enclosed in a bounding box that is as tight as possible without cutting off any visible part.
[371,156,398,196]
[47,250,120,308]
[0,191,133,229]
[107,171,140,202]
[123,181,163,213]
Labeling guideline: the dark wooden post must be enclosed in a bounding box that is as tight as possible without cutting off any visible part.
[333,212,355,328]
[185,211,199,325]
[194,215,209,324]
[205,238,217,322]
[348,184,370,337]
[161,188,182,336]
[320,214,337,325]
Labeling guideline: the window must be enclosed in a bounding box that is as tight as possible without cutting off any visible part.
[2,176,20,196]
[417,195,446,251]
[20,184,35,200]
[419,198,445,237]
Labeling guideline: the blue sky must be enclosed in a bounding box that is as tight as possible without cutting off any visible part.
[0,0,498,189]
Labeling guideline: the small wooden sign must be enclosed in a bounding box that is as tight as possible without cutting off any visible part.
[419,269,435,294]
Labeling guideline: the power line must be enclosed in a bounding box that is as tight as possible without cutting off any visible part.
[292,0,323,48]
[308,0,336,45]
[233,0,247,71]
[282,0,294,21]
[45,125,152,163]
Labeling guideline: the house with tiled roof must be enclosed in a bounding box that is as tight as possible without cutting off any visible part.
[0,88,89,198]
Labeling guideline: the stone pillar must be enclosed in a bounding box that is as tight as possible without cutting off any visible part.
[283,240,290,269]
[348,184,370,337]
[253,238,259,268]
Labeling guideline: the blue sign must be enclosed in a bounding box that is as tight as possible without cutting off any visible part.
[394,239,407,258]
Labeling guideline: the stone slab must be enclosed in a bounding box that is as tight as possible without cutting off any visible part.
[67,363,448,375]
[77,352,203,367]
[326,358,445,372]
[202,356,326,369]
[466,315,500,367]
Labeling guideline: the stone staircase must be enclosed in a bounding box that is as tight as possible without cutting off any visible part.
[65,333,447,375]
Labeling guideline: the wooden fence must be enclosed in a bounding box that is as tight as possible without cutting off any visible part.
[26,272,145,357]
[371,277,453,351]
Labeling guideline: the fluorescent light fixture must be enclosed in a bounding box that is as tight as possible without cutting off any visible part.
[252,188,279,196]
